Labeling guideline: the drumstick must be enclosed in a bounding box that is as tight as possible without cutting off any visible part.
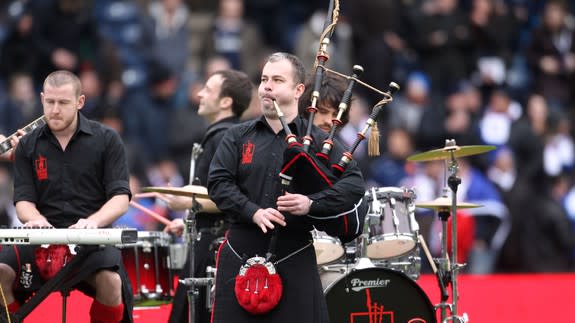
[129,201,171,226]
[418,234,438,274]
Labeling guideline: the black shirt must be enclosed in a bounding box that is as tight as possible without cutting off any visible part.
[195,116,240,229]
[208,115,365,235]
[196,116,240,187]
[13,113,131,228]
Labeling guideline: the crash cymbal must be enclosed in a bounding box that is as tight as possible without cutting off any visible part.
[407,144,496,162]
[142,185,210,199]
[415,196,482,210]
[196,197,220,213]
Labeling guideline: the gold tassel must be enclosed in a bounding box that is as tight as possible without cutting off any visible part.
[368,122,380,157]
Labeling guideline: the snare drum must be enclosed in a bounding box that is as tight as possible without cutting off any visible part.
[365,187,419,259]
[117,231,173,301]
[321,266,436,323]
[312,229,344,265]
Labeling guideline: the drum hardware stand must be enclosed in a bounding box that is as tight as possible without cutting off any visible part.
[445,153,468,323]
[182,143,216,323]
[354,190,378,270]
[436,141,468,323]
[183,193,205,323]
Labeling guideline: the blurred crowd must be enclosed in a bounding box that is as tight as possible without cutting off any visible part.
[1,0,575,274]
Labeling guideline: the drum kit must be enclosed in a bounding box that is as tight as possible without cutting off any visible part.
[131,139,494,323]
[315,139,495,323]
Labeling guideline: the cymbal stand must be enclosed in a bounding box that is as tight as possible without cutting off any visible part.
[182,143,214,323]
[441,143,468,323]
[182,195,209,323]
[435,206,452,321]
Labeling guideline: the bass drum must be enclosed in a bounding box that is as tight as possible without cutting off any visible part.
[323,267,436,323]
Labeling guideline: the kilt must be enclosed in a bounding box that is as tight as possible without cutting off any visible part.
[0,244,134,323]
[211,229,329,323]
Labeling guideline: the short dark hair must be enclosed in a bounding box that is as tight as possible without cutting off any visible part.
[265,52,306,85]
[298,72,350,125]
[212,69,253,117]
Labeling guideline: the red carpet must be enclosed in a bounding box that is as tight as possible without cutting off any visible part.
[19,273,575,322]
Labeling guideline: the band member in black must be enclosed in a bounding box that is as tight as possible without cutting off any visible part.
[162,69,253,323]
[0,70,133,323]
[208,52,365,322]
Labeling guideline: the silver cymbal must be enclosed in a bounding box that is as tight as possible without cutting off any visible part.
[407,144,496,162]
[415,196,482,210]
[142,185,210,199]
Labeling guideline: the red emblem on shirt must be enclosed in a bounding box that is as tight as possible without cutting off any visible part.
[241,140,255,165]
[35,155,48,181]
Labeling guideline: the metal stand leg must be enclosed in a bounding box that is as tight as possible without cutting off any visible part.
[60,289,70,323]
[182,196,215,323]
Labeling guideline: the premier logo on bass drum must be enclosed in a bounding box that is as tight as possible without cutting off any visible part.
[349,278,391,292]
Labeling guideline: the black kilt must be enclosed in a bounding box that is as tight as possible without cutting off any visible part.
[211,231,329,323]
[0,244,133,323]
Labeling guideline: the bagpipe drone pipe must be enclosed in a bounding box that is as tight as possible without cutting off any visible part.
[274,0,401,244]
[274,78,399,244]
[271,15,400,243]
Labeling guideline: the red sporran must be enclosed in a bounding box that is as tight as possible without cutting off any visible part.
[234,256,282,315]
[34,244,74,281]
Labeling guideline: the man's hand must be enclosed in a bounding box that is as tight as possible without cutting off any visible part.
[0,129,25,160]
[252,208,286,233]
[277,192,312,216]
[164,218,185,237]
[69,218,99,229]
[23,217,52,228]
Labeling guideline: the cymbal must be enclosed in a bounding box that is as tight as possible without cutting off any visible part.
[407,144,496,162]
[142,185,210,199]
[196,197,220,213]
[415,197,482,210]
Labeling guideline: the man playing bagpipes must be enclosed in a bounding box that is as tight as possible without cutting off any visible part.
[207,52,366,322]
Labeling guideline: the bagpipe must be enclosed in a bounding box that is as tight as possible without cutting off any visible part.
[274,0,400,243]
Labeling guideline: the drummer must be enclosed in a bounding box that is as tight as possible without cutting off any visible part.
[160,69,253,323]
[298,72,351,134]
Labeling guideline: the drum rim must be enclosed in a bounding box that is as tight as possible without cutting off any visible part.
[368,234,416,242]
[364,187,417,205]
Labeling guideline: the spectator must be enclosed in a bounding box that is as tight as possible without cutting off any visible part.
[198,0,267,82]
[525,0,575,111]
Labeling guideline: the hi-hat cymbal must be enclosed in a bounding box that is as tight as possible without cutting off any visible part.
[142,185,210,199]
[407,144,496,162]
[415,196,482,210]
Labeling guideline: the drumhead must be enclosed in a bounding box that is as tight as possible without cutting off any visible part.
[325,267,436,323]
